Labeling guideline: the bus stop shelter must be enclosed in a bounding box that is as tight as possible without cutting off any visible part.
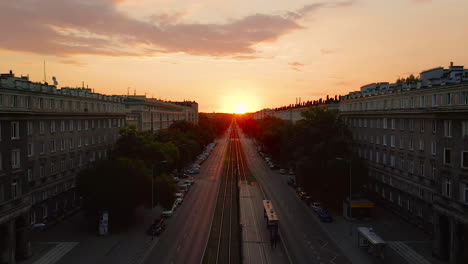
[356,227,386,259]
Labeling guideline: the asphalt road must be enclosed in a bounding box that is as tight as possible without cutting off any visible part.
[142,133,228,264]
[239,132,351,264]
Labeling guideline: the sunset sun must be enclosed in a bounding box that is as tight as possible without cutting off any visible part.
[234,102,247,114]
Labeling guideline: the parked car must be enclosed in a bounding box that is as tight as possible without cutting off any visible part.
[162,208,174,218]
[298,191,307,200]
[317,209,333,222]
[311,202,323,213]
[303,195,312,205]
[279,169,286,174]
[296,187,303,194]
[147,218,166,236]
[175,197,183,205]
[287,177,295,186]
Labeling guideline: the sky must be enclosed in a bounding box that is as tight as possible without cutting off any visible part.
[1,0,468,113]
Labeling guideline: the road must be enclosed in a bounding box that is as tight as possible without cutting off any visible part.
[142,132,228,264]
[239,131,351,264]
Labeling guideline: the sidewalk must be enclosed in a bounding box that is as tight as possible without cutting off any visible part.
[20,206,163,264]
[309,202,447,264]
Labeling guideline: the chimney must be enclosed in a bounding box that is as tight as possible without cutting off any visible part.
[450,62,454,67]
[9,70,12,74]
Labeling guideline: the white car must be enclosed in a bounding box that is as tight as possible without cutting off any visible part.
[175,197,183,205]
[162,208,174,217]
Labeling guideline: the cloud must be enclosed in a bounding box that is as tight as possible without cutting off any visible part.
[289,61,304,71]
[320,48,337,55]
[59,60,87,66]
[286,0,355,19]
[0,0,354,58]
[410,0,432,3]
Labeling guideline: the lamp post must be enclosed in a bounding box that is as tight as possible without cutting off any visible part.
[336,157,353,221]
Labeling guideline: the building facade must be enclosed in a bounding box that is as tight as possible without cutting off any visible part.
[124,96,198,133]
[339,63,468,264]
[0,72,126,263]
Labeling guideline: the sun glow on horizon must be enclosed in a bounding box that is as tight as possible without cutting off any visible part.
[234,102,248,114]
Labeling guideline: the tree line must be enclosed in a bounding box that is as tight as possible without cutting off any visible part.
[77,113,231,227]
[237,108,368,213]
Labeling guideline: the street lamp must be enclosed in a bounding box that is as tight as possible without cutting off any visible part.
[335,157,352,200]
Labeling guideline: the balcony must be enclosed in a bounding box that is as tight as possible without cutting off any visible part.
[0,195,32,225]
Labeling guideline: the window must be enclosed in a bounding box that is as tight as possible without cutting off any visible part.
[60,139,65,151]
[432,94,437,106]
[50,161,55,173]
[400,159,405,170]
[444,120,452,137]
[50,140,56,152]
[383,153,387,164]
[444,148,451,164]
[383,118,388,129]
[383,135,387,146]
[391,136,395,147]
[444,178,451,197]
[27,143,34,156]
[431,142,437,155]
[42,205,48,219]
[11,122,20,139]
[462,151,468,169]
[84,120,89,130]
[27,121,33,135]
[420,119,425,132]
[39,165,44,178]
[420,95,425,107]
[376,152,380,163]
[461,183,468,204]
[39,121,45,134]
[409,119,414,131]
[11,180,19,199]
[409,160,414,174]
[400,119,405,131]
[50,121,56,133]
[77,120,82,131]
[377,119,381,128]
[391,119,395,130]
[432,120,437,134]
[69,138,74,149]
[463,92,468,105]
[98,120,101,129]
[389,191,394,202]
[419,139,424,151]
[462,121,468,137]
[91,120,95,129]
[69,120,74,131]
[409,137,414,150]
[390,155,395,167]
[432,164,437,179]
[30,211,36,225]
[399,137,404,149]
[11,149,20,168]
[447,93,452,105]
[78,136,82,147]
[376,136,380,145]
[27,168,33,182]
[398,195,402,206]
[420,161,425,176]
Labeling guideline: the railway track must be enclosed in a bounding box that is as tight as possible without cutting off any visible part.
[202,125,241,264]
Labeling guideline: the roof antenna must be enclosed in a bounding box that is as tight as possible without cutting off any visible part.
[43,60,47,83]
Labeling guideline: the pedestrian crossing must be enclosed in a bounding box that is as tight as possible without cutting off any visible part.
[34,242,79,264]
[388,241,431,264]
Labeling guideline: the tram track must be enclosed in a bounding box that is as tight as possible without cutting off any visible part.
[202,125,241,264]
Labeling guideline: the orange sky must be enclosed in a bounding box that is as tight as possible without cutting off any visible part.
[1,0,468,113]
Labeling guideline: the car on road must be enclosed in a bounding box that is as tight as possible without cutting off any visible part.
[317,209,333,222]
[311,202,323,213]
[162,208,174,218]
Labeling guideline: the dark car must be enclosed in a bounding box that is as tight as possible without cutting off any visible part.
[296,187,303,194]
[303,195,312,205]
[147,218,166,236]
[298,191,307,200]
[287,177,295,186]
[317,209,333,222]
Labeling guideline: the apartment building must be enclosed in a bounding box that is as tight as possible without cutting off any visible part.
[124,96,198,132]
[0,71,126,263]
[339,63,468,264]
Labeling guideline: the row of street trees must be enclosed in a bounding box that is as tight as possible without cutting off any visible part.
[77,114,231,227]
[238,108,368,213]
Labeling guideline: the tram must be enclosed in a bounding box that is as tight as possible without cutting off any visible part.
[263,200,279,245]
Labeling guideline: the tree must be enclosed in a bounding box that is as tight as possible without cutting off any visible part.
[77,158,151,227]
